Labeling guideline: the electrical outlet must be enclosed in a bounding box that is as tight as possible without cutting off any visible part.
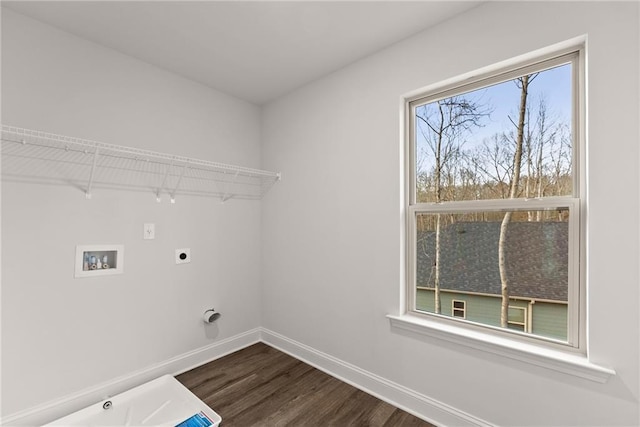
[144,223,155,240]
[175,248,191,264]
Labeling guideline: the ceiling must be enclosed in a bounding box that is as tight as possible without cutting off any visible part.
[3,1,482,105]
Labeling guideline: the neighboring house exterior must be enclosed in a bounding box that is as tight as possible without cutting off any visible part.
[416,220,568,341]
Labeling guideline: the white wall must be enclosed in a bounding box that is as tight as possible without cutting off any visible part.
[262,2,639,426]
[3,2,640,426]
[1,8,263,417]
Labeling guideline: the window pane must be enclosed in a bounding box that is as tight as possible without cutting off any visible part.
[508,323,526,332]
[415,64,572,203]
[415,208,569,341]
[508,306,526,323]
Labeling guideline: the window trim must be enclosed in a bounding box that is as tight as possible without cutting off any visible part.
[507,305,528,332]
[387,313,614,383]
[390,37,614,381]
[406,52,581,350]
[452,300,466,319]
[407,197,581,351]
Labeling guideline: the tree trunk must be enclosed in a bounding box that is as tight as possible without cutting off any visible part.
[499,74,530,328]
[498,210,512,327]
[535,100,546,221]
[434,213,441,314]
[433,107,443,314]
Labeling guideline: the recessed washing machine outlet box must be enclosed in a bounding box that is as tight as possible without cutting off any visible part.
[175,248,191,264]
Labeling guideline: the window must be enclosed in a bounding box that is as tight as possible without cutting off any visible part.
[507,305,527,332]
[452,300,466,318]
[406,48,584,351]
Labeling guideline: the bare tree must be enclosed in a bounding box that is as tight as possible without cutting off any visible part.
[499,74,537,327]
[473,134,514,199]
[548,122,573,196]
[416,96,488,314]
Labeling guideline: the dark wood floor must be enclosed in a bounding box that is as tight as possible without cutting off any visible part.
[176,342,434,427]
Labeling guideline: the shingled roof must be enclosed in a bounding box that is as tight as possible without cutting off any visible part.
[416,221,568,301]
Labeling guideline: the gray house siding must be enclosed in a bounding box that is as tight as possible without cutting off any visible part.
[531,302,567,340]
[416,288,567,341]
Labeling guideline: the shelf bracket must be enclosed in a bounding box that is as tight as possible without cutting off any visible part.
[85,147,100,199]
[169,164,188,203]
[221,170,240,203]
[156,160,173,202]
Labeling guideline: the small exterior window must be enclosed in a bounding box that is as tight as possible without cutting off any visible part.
[405,46,584,351]
[507,305,527,332]
[452,300,466,318]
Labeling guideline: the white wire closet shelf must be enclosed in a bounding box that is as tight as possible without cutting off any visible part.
[1,125,281,202]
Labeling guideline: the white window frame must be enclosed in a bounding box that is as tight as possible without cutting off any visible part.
[452,300,466,319]
[388,38,615,382]
[407,199,580,350]
[507,305,528,332]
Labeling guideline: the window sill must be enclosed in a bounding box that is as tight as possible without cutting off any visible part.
[387,314,615,383]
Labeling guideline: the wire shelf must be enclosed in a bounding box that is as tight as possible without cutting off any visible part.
[1,125,281,202]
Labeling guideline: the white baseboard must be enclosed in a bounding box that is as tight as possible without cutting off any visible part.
[4,327,490,427]
[260,328,493,427]
[1,328,262,427]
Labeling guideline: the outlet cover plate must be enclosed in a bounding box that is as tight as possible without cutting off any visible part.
[175,248,191,264]
[144,223,155,240]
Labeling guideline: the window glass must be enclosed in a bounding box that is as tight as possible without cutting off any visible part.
[408,52,581,347]
[415,64,573,203]
[415,208,569,341]
[452,300,466,318]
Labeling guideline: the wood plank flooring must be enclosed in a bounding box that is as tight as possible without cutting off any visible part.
[176,342,434,427]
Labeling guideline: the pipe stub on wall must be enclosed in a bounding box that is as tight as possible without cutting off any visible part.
[203,308,221,324]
